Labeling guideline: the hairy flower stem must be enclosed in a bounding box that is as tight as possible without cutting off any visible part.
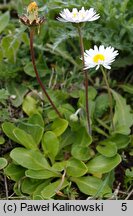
[101,66,114,131]
[29,29,62,118]
[77,25,91,135]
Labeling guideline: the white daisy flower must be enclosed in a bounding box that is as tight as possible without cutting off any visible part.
[57,7,100,23]
[84,45,119,70]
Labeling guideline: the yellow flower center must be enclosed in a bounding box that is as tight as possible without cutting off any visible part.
[27,1,38,13]
[73,12,77,18]
[93,54,105,63]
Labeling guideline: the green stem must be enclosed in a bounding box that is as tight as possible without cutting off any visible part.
[77,25,91,135]
[29,29,62,118]
[101,66,114,131]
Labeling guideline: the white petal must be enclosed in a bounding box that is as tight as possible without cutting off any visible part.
[57,7,100,23]
[83,45,118,71]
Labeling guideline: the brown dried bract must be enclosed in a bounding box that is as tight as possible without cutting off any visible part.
[19,15,46,27]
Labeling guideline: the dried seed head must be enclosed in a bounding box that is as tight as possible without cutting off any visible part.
[19,1,45,27]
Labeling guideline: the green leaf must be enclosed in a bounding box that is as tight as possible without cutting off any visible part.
[94,94,109,118]
[21,178,43,195]
[46,89,69,106]
[66,158,88,177]
[24,62,36,77]
[19,114,44,145]
[78,87,97,107]
[24,62,47,77]
[4,163,26,181]
[28,114,44,145]
[0,11,10,33]
[0,136,5,145]
[60,128,75,149]
[125,168,133,178]
[1,35,20,62]
[59,103,75,120]
[7,82,28,107]
[2,122,21,144]
[71,145,93,160]
[0,89,9,105]
[73,127,92,146]
[13,128,37,150]
[96,140,117,157]
[107,134,130,149]
[87,154,121,174]
[10,147,50,170]
[72,176,111,197]
[51,118,68,136]
[52,161,67,172]
[28,113,44,128]
[119,84,133,94]
[22,95,42,116]
[112,90,133,135]
[42,131,59,162]
[0,158,8,170]
[33,180,51,200]
[25,169,61,179]
[41,179,69,199]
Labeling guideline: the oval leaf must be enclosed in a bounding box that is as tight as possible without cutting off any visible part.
[52,161,67,172]
[72,176,111,197]
[0,158,7,170]
[42,131,59,161]
[28,113,44,128]
[41,179,69,199]
[13,128,37,150]
[2,122,20,143]
[96,141,117,157]
[4,163,26,181]
[19,114,44,145]
[7,82,28,107]
[25,169,61,179]
[107,133,130,149]
[51,118,68,136]
[22,95,42,116]
[66,158,88,177]
[71,145,93,160]
[0,136,5,145]
[33,180,51,200]
[112,90,133,135]
[73,127,92,146]
[21,178,43,195]
[10,147,50,170]
[87,154,121,174]
[0,11,10,33]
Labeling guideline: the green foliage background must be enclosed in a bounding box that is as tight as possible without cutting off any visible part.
[0,0,133,200]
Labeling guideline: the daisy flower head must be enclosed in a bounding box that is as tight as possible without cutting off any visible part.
[57,7,100,23]
[84,45,119,70]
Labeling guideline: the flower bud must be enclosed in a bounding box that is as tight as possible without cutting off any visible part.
[70,114,78,122]
[27,1,38,24]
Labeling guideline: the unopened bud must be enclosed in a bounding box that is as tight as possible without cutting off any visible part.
[10,95,16,100]
[70,114,78,122]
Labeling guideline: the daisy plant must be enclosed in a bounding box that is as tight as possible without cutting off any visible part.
[57,7,100,134]
[19,1,62,118]
[84,45,119,130]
